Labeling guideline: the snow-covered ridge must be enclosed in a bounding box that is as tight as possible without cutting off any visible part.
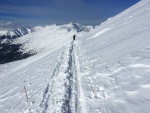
[0,22,46,44]
[59,22,95,32]
[0,27,35,44]
[0,22,93,43]
[0,27,33,37]
[0,22,34,38]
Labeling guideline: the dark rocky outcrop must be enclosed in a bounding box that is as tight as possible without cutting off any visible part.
[0,43,35,64]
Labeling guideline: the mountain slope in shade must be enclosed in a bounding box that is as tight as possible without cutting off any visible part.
[0,0,150,113]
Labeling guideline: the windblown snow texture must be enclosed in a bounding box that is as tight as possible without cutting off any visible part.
[0,0,150,113]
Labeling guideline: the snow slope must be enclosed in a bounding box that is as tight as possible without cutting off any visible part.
[0,0,150,113]
[75,0,150,112]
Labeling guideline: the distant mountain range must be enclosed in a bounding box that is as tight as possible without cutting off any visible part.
[0,22,95,44]
[0,22,34,44]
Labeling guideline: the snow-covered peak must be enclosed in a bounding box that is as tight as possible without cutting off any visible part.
[0,23,43,44]
[59,22,94,32]
[0,27,34,41]
[33,26,45,31]
[4,22,12,24]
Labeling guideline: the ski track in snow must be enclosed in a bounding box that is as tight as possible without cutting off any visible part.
[35,41,86,113]
[61,41,87,113]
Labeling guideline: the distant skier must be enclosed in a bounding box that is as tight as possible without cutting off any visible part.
[73,34,76,40]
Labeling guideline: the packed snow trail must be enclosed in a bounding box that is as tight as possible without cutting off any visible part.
[73,42,87,113]
[62,41,87,113]
[58,41,87,113]
[35,41,86,113]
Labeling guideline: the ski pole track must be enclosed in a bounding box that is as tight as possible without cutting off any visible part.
[38,51,65,113]
[0,51,66,113]
[62,42,77,113]
[50,52,65,79]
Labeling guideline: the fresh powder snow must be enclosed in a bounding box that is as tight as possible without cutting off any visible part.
[0,0,150,113]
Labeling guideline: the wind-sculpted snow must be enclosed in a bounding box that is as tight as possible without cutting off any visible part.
[1,0,150,113]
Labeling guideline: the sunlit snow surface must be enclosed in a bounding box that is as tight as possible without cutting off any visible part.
[1,0,150,113]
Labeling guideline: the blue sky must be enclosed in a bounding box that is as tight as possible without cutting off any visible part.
[0,0,140,25]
